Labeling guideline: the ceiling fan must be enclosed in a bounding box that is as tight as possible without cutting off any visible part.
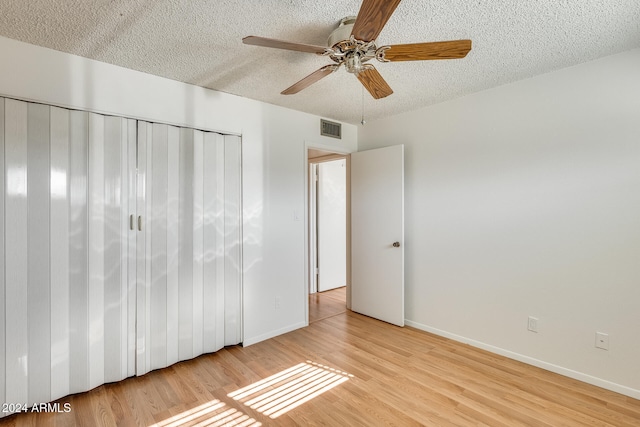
[242,0,472,99]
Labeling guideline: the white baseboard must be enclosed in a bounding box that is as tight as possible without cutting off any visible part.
[405,320,640,400]
[242,321,307,347]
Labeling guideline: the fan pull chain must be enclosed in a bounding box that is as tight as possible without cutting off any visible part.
[360,85,366,126]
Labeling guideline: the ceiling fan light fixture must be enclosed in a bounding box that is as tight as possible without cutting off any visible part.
[345,52,364,74]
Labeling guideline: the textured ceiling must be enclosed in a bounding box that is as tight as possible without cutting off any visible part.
[1,0,639,124]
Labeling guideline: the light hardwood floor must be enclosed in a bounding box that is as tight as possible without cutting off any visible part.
[2,303,639,426]
[308,287,346,323]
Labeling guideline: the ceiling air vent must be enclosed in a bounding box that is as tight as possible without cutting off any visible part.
[320,119,341,139]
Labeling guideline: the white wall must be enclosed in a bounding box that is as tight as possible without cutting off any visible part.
[359,48,640,398]
[0,35,357,348]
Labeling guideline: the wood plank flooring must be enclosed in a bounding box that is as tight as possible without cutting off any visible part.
[308,287,346,323]
[2,306,639,426]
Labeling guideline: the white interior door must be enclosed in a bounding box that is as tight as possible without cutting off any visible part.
[317,159,347,292]
[351,145,404,326]
[309,163,318,294]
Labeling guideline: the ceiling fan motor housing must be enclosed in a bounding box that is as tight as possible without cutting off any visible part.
[327,16,380,74]
[327,16,358,47]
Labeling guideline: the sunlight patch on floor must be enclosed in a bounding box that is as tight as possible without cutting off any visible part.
[228,361,352,419]
[150,399,261,427]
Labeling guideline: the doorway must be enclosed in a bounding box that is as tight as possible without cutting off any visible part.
[305,144,405,327]
[307,148,350,323]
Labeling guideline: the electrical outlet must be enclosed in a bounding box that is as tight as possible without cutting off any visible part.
[527,316,538,333]
[595,332,609,350]
[275,296,282,310]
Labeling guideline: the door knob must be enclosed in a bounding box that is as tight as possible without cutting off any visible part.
[393,242,400,248]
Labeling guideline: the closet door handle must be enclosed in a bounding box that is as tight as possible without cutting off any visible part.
[138,216,142,231]
[130,214,135,231]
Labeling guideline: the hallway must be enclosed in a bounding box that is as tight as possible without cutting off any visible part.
[309,287,346,323]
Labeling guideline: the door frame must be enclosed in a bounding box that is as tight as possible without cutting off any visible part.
[304,142,352,325]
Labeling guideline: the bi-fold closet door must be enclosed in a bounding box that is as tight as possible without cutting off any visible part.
[0,97,242,413]
[135,122,242,376]
[0,98,136,408]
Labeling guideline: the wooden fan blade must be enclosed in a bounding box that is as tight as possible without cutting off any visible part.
[351,0,402,42]
[282,65,338,95]
[357,66,393,99]
[383,40,472,61]
[243,36,328,54]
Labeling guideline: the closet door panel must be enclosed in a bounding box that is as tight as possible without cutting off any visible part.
[150,123,168,371]
[178,128,194,361]
[50,106,70,401]
[4,99,29,405]
[215,137,226,347]
[116,118,131,381]
[27,103,51,404]
[88,113,106,389]
[192,130,205,357]
[103,116,126,383]
[203,132,223,352]
[136,123,150,376]
[143,125,153,370]
[126,119,137,378]
[166,126,180,366]
[224,135,242,345]
[0,98,5,407]
[68,110,90,393]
